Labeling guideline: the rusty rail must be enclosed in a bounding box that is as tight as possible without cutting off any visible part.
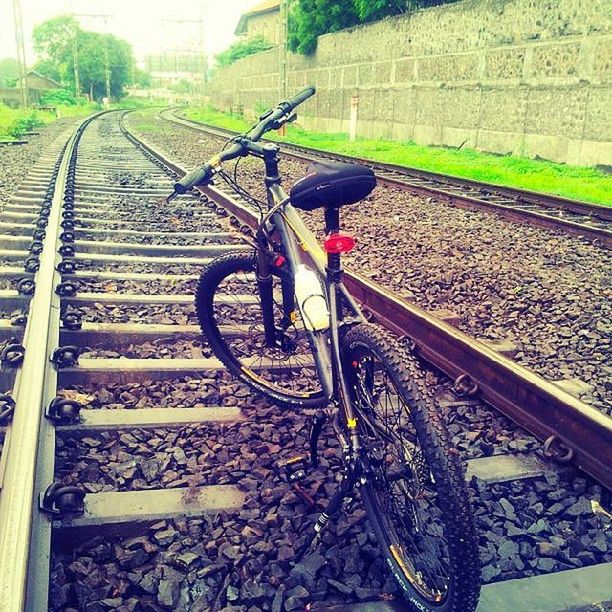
[122,114,612,490]
[162,109,612,249]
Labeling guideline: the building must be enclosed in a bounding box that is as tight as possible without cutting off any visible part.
[144,53,207,87]
[0,70,61,108]
[234,0,281,44]
[18,70,61,91]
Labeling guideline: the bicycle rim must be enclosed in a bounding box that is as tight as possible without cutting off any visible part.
[196,252,326,405]
[343,332,454,603]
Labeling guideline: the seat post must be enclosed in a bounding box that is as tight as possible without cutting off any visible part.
[324,206,340,234]
[324,206,342,282]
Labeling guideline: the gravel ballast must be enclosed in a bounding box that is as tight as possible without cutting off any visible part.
[125,111,611,415]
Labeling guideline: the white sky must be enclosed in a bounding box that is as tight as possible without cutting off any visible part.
[0,0,262,67]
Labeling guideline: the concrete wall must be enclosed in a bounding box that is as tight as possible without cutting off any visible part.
[208,0,612,166]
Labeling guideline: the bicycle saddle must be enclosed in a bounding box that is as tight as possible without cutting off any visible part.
[290,161,376,211]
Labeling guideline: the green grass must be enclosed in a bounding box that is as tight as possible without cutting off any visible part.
[0,104,42,140]
[183,105,612,206]
[0,102,97,140]
[127,111,166,134]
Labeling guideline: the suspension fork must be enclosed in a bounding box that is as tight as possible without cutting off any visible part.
[255,247,278,348]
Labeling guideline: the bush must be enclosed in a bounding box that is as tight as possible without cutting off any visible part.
[38,88,77,106]
[216,36,273,67]
[8,112,44,138]
[289,0,459,55]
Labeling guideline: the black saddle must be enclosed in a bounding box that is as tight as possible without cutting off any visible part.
[289,161,376,211]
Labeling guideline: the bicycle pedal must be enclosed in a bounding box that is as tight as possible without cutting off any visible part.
[276,454,309,483]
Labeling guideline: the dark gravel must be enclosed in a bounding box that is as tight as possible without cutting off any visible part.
[74,261,208,275]
[126,110,611,415]
[76,278,198,295]
[0,119,78,208]
[51,407,610,611]
[64,303,198,325]
[46,111,611,612]
[59,372,282,411]
[81,338,213,360]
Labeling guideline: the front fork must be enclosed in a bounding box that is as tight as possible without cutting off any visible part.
[255,247,279,348]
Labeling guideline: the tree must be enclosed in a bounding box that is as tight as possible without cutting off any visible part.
[168,79,193,93]
[32,59,62,83]
[288,0,359,55]
[133,67,152,88]
[354,0,407,22]
[32,15,136,99]
[216,36,274,67]
[289,0,459,55]
[105,35,134,98]
[32,15,79,84]
[33,15,79,63]
[0,58,20,87]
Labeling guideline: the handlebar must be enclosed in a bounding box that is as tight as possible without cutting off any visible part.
[286,86,316,111]
[174,163,213,194]
[172,86,315,195]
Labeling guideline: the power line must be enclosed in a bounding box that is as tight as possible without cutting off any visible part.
[162,15,208,84]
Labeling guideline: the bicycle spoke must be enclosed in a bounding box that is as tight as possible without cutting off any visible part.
[349,345,452,599]
[210,266,322,398]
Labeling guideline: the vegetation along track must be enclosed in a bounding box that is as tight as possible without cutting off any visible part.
[155,109,612,417]
[161,109,612,248]
[0,110,608,611]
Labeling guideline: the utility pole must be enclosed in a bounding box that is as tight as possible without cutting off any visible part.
[69,1,81,95]
[12,0,28,106]
[279,0,288,101]
[201,0,209,84]
[72,30,81,96]
[278,0,289,135]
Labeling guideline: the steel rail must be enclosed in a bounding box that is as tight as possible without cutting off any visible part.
[122,115,612,490]
[0,113,103,612]
[160,109,611,248]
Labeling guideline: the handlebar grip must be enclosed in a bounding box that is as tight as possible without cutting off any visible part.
[174,164,211,194]
[286,86,315,111]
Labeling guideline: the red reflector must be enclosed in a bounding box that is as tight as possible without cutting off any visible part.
[324,232,355,254]
[274,255,286,267]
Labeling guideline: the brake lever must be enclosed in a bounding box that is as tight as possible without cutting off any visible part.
[259,108,273,121]
[270,112,297,131]
[164,190,179,205]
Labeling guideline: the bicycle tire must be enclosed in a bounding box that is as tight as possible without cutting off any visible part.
[341,323,481,612]
[195,251,327,408]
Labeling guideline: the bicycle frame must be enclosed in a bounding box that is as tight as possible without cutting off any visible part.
[255,144,366,458]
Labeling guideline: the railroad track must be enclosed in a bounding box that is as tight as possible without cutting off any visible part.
[0,111,609,611]
[160,109,612,249]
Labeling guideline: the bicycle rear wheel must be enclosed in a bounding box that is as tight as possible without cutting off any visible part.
[341,324,480,612]
[195,251,326,408]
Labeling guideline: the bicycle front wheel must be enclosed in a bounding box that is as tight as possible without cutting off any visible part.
[195,251,326,408]
[341,324,480,612]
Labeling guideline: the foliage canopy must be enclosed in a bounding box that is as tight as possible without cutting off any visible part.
[289,0,457,55]
[32,14,143,100]
[216,36,274,67]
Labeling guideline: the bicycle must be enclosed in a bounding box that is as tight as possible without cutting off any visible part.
[169,87,481,611]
